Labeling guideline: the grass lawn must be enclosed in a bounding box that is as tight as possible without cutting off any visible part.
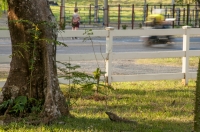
[50,0,189,26]
[0,0,193,27]
[135,57,199,67]
[0,0,198,131]
[0,80,195,131]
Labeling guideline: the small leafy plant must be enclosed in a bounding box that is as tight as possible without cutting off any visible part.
[57,61,95,107]
[57,61,113,107]
[93,68,106,93]
[139,23,142,28]
[122,24,127,29]
[0,96,43,116]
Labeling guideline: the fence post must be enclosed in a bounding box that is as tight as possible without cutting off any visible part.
[143,4,147,25]
[105,27,114,85]
[60,0,65,30]
[75,2,77,8]
[160,3,162,9]
[164,7,167,18]
[199,18,200,28]
[89,4,91,25]
[172,4,175,28]
[132,4,134,29]
[146,4,149,19]
[187,4,190,25]
[183,8,185,25]
[118,4,120,29]
[182,26,191,86]
[103,0,108,27]
[195,8,197,27]
[176,8,180,26]
[107,5,109,27]
[94,0,98,23]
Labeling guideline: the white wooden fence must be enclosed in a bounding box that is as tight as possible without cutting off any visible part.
[0,26,199,87]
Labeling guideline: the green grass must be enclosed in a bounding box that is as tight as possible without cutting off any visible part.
[0,27,8,30]
[66,0,173,5]
[0,80,195,131]
[0,0,195,27]
[0,0,198,131]
[50,0,193,26]
[135,57,199,67]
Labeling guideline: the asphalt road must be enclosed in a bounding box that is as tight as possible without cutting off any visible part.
[0,36,200,55]
[0,36,199,76]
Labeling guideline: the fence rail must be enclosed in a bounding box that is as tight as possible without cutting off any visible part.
[0,26,199,87]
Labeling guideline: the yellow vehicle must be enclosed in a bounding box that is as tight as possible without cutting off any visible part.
[146,14,165,27]
[141,9,175,46]
[145,9,166,27]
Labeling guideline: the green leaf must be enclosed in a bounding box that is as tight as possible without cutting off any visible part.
[14,96,27,105]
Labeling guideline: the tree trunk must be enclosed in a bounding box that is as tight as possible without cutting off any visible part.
[194,58,200,131]
[0,0,69,121]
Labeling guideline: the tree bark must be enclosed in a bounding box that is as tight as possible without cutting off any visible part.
[194,58,200,131]
[0,0,69,121]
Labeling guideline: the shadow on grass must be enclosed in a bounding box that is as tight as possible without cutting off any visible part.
[113,87,194,99]
[0,115,193,132]
[60,116,193,132]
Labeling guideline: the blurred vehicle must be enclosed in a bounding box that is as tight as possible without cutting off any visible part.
[140,9,175,46]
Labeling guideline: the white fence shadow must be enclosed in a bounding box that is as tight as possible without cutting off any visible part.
[0,26,199,87]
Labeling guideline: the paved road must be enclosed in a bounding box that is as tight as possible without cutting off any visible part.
[0,37,199,76]
[1,37,200,55]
